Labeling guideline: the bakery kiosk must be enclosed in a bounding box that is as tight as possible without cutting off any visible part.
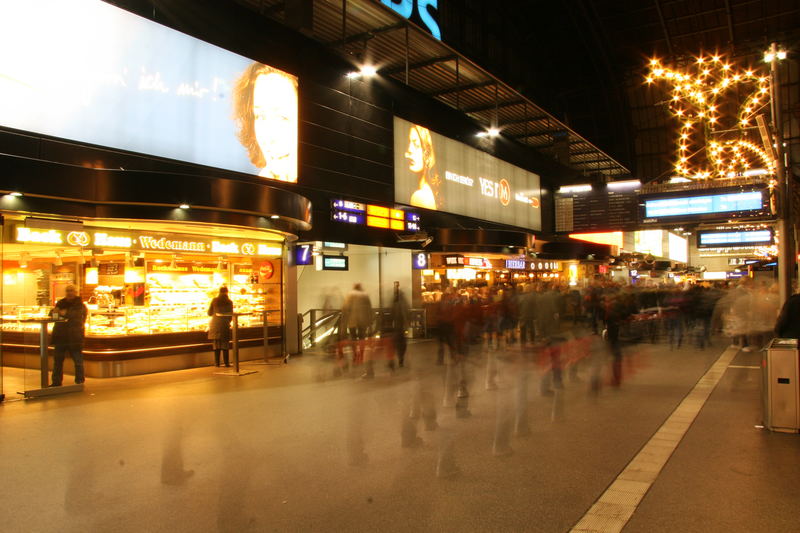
[1,217,295,377]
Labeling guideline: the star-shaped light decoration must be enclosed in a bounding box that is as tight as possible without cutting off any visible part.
[646,54,776,180]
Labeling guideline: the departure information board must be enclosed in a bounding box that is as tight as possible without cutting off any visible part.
[555,186,639,233]
[640,187,770,225]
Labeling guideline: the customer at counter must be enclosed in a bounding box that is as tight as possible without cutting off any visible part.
[50,285,89,387]
[208,287,234,367]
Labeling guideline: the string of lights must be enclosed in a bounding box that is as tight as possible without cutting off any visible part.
[645,54,776,180]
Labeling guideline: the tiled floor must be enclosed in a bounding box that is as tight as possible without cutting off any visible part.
[1,335,797,532]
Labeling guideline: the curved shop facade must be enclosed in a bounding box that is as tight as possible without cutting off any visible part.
[0,0,311,378]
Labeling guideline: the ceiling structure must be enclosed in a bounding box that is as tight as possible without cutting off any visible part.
[434,0,800,184]
[233,0,631,180]
[233,0,800,185]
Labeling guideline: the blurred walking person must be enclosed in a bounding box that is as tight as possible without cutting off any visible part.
[342,283,374,377]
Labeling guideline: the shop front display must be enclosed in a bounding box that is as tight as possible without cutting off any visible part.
[1,217,286,375]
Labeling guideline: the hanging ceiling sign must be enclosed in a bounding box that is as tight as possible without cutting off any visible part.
[331,199,420,232]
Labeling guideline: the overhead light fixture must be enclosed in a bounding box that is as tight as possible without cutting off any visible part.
[360,65,377,77]
[270,215,280,220]
[179,204,190,210]
[607,179,641,189]
[558,184,592,193]
[668,177,691,183]
[476,131,488,138]
[487,127,500,137]
[7,191,22,197]
[346,71,360,79]
[764,50,787,62]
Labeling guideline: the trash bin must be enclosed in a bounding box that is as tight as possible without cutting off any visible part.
[764,338,800,433]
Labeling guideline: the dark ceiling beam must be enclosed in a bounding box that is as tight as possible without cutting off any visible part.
[570,149,602,157]
[327,21,406,47]
[723,0,736,46]
[572,157,615,165]
[381,54,457,75]
[654,0,674,57]
[574,164,623,171]
[463,99,525,114]
[429,80,495,97]
[499,115,550,126]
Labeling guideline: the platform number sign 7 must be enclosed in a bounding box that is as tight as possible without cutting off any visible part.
[295,244,313,266]
[412,252,429,270]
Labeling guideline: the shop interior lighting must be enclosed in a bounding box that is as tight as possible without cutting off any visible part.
[54,250,63,266]
[217,256,226,271]
[169,255,178,269]
[19,252,30,268]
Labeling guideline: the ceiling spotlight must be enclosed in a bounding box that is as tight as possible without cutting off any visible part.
[346,71,360,79]
[487,127,500,137]
[179,204,190,210]
[270,215,280,220]
[8,191,22,197]
[777,50,787,60]
[360,65,377,77]
[476,131,488,138]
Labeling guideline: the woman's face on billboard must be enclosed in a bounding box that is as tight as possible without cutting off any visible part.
[405,128,425,173]
[253,72,297,164]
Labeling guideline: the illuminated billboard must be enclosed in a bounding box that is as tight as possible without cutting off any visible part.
[668,233,688,263]
[393,118,541,231]
[0,0,298,182]
[698,229,773,248]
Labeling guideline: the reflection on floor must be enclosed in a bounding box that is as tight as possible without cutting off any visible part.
[1,333,798,532]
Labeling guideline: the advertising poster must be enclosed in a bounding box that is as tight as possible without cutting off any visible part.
[393,117,542,231]
[0,0,298,182]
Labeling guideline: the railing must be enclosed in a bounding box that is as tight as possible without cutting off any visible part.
[299,307,428,351]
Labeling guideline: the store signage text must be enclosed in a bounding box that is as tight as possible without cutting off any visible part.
[380,0,441,40]
[444,255,465,267]
[505,259,526,270]
[14,224,281,257]
[413,252,430,270]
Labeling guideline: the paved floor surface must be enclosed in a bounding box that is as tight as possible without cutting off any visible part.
[1,332,797,532]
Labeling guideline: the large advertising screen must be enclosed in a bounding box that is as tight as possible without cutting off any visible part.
[0,0,298,182]
[393,117,541,231]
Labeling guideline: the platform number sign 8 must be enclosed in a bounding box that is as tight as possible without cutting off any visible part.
[413,252,429,270]
[295,244,313,266]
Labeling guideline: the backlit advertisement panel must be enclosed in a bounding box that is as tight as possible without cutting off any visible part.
[394,117,541,231]
[643,191,764,219]
[0,0,298,182]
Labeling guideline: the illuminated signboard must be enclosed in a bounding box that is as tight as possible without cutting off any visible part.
[380,0,441,40]
[394,118,541,231]
[322,242,348,251]
[294,244,313,266]
[668,233,688,263]
[698,229,773,248]
[505,259,526,270]
[0,0,298,182]
[12,225,282,256]
[531,261,561,271]
[412,252,430,270]
[331,200,419,232]
[321,255,349,271]
[634,230,663,257]
[465,257,492,268]
[444,255,465,267]
[641,189,767,223]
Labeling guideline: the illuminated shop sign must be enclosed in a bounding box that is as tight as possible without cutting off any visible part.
[0,0,298,182]
[321,255,349,271]
[444,255,465,267]
[394,118,541,231]
[531,261,561,271]
[505,259,526,270]
[412,252,430,270]
[13,225,282,256]
[380,0,441,40]
[465,257,492,268]
[698,229,773,248]
[642,189,767,222]
[331,200,420,232]
[322,242,348,251]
